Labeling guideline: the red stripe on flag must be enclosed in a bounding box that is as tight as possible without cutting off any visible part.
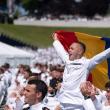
[87,73,92,83]
[55,30,78,52]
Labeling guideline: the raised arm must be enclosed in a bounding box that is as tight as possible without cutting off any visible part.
[88,48,110,70]
[52,33,69,63]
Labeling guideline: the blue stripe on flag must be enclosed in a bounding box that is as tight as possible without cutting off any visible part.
[101,37,110,79]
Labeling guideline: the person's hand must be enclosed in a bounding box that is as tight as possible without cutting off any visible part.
[55,104,61,110]
[19,87,25,96]
[52,33,59,40]
[55,83,62,91]
[80,81,98,100]
[3,105,12,110]
[80,81,92,97]
[15,79,20,86]
[90,87,99,100]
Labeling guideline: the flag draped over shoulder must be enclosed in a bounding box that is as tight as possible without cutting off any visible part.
[54,30,110,89]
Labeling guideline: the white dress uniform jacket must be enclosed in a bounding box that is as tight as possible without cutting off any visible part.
[29,102,45,110]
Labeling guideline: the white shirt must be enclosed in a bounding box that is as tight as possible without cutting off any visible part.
[2,70,12,88]
[101,103,110,110]
[44,94,60,110]
[83,98,96,110]
[93,92,110,110]
[41,72,52,86]
[53,40,110,106]
[30,102,44,110]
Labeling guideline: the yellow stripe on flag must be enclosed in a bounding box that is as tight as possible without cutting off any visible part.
[75,32,109,89]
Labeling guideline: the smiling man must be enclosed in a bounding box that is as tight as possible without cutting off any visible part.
[24,79,48,110]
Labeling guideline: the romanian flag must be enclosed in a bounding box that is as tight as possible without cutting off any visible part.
[54,30,110,89]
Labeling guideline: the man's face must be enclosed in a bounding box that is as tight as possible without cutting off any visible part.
[23,71,30,79]
[68,43,83,60]
[106,88,110,100]
[51,70,61,79]
[24,84,37,105]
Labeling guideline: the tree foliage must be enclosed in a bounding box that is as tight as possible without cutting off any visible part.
[21,0,109,18]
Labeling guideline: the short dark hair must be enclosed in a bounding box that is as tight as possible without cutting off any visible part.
[78,41,86,53]
[3,63,10,69]
[28,79,48,100]
[105,81,110,89]
[24,65,32,76]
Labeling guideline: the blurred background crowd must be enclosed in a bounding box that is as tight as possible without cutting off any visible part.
[0,0,110,24]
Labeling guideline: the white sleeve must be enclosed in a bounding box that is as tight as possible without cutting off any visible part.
[15,98,24,110]
[93,90,107,110]
[93,97,102,110]
[53,40,69,63]
[83,99,96,110]
[88,48,110,70]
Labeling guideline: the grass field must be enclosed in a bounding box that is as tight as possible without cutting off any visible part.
[0,24,110,48]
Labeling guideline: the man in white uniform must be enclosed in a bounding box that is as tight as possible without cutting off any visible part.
[52,33,110,110]
[23,79,48,110]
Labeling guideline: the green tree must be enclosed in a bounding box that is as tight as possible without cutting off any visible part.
[20,0,109,18]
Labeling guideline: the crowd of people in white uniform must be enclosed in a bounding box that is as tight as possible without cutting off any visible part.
[0,62,110,110]
[0,33,110,110]
[0,62,63,110]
